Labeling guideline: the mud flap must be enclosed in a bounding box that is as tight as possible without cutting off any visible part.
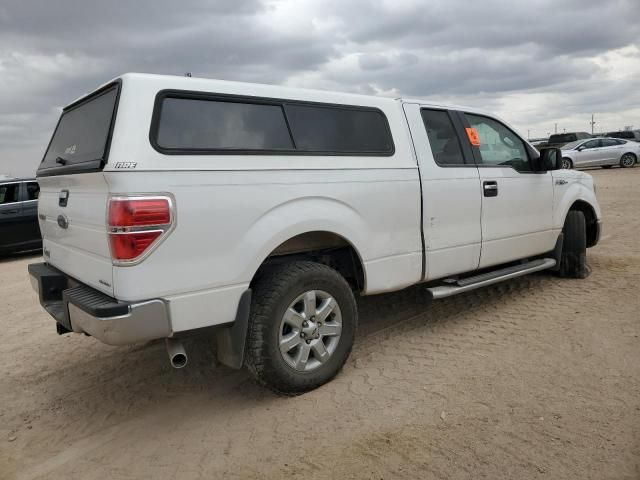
[216,289,252,369]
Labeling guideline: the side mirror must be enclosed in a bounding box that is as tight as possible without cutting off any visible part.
[538,147,562,171]
[576,146,585,152]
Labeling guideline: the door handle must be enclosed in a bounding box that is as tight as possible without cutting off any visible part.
[483,181,498,197]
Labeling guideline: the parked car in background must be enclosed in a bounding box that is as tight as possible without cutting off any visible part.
[543,132,592,149]
[605,130,640,142]
[560,138,639,169]
[0,178,41,255]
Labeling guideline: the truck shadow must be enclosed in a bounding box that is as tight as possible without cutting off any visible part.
[39,271,556,407]
[0,250,41,264]
[13,270,570,472]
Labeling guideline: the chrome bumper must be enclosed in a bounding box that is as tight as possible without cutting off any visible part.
[28,262,171,346]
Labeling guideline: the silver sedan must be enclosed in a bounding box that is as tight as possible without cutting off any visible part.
[560,137,639,169]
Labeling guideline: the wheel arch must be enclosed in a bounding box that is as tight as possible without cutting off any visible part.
[567,200,599,248]
[251,230,366,292]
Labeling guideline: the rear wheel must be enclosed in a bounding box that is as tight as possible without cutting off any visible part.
[558,210,588,278]
[561,157,573,169]
[245,261,357,395]
[620,153,636,168]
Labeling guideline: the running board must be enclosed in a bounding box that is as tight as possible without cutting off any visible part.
[426,258,556,299]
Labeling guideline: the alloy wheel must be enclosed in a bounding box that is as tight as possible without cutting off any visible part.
[278,290,342,372]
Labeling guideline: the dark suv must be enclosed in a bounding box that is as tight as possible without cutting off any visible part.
[543,132,592,148]
[605,130,640,142]
[0,177,41,255]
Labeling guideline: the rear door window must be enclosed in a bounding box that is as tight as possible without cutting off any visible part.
[25,182,40,200]
[420,109,465,165]
[40,84,119,175]
[0,183,20,205]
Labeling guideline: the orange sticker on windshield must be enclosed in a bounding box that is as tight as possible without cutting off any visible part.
[466,127,481,146]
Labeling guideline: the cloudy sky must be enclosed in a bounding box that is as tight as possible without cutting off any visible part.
[1,0,639,177]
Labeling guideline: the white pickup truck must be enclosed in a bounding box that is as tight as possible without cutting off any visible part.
[29,73,601,394]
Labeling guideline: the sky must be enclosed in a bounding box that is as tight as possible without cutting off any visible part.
[1,0,639,177]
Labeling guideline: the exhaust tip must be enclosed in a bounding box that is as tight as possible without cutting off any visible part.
[171,353,188,369]
[165,338,188,369]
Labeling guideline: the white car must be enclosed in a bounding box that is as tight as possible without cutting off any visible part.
[561,137,639,169]
[29,73,602,394]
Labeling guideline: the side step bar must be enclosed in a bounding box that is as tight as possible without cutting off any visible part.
[427,258,556,300]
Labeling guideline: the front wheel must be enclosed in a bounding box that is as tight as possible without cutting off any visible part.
[562,157,573,169]
[558,210,588,278]
[620,153,636,168]
[245,261,357,395]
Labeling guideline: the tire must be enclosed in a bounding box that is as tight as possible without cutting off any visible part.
[602,165,612,169]
[620,153,636,168]
[561,157,573,169]
[245,261,357,395]
[558,210,588,279]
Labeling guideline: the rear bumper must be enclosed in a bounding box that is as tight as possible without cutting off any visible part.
[28,262,171,345]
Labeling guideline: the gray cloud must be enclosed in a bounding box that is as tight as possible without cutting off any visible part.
[0,0,638,176]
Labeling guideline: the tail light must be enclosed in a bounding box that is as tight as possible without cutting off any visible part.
[107,195,174,265]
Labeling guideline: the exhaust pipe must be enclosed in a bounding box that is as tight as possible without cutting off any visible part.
[165,338,188,369]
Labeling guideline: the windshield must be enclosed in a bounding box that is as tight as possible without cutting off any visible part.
[562,140,583,150]
[39,84,119,174]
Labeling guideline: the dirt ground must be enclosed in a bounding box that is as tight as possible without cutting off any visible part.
[1,168,639,480]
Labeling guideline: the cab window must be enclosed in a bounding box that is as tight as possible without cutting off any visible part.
[420,109,465,166]
[465,114,531,172]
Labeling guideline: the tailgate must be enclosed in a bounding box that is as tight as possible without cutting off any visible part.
[37,173,113,296]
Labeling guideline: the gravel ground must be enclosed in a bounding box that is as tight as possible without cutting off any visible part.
[1,168,639,480]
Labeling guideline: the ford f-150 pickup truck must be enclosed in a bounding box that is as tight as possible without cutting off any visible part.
[29,73,601,394]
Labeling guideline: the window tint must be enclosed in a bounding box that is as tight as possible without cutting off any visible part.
[284,104,392,153]
[420,109,465,165]
[153,94,394,155]
[465,114,530,171]
[41,86,118,170]
[549,133,576,143]
[156,98,294,151]
[26,182,40,200]
[601,139,620,147]
[582,139,600,149]
[0,183,20,205]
